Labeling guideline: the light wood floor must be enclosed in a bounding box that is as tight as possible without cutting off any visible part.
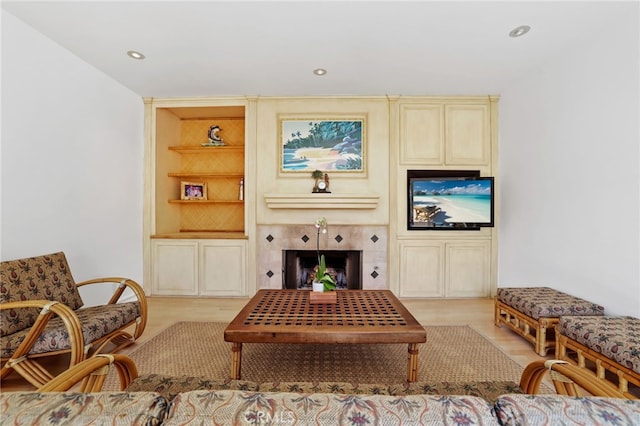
[1,296,550,391]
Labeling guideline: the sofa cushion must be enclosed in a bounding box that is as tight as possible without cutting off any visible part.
[0,302,140,358]
[497,287,604,320]
[1,252,84,336]
[558,315,640,375]
[0,391,169,426]
[259,380,523,404]
[163,390,499,425]
[495,394,640,426]
[125,374,259,401]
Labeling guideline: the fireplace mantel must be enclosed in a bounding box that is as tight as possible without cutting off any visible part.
[264,193,380,209]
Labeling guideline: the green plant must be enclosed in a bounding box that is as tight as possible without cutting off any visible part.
[315,254,336,291]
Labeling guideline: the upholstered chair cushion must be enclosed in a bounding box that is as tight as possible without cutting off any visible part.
[497,287,604,319]
[0,302,140,358]
[1,252,84,336]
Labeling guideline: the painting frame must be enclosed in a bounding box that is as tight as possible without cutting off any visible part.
[180,181,207,200]
[279,115,366,174]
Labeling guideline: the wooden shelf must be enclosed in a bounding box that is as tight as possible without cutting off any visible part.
[264,193,380,209]
[169,146,244,153]
[169,199,243,204]
[152,232,247,239]
[169,172,244,178]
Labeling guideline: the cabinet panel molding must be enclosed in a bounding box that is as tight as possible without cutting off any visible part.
[152,240,198,296]
[446,241,490,297]
[399,104,444,165]
[445,104,490,165]
[200,241,247,296]
[398,241,444,297]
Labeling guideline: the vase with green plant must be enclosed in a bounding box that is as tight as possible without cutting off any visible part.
[312,217,336,292]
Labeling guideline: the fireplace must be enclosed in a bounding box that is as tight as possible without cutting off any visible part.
[257,224,387,290]
[283,250,362,290]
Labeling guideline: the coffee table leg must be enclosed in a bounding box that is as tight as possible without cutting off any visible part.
[407,343,419,382]
[230,342,242,379]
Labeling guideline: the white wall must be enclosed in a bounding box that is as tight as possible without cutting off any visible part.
[498,13,639,316]
[1,12,144,304]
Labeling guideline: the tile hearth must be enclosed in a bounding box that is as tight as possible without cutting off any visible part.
[257,225,388,290]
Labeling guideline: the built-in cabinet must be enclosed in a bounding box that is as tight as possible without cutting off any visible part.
[144,96,496,299]
[398,240,491,298]
[391,96,498,298]
[144,98,254,297]
[152,239,247,296]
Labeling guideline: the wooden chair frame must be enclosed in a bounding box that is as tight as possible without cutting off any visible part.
[37,353,139,392]
[520,359,636,399]
[1,277,147,388]
[556,329,640,399]
[494,298,559,356]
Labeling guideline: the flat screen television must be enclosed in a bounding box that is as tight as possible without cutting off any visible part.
[407,170,495,230]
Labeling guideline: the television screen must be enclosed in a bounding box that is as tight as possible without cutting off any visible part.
[408,170,494,230]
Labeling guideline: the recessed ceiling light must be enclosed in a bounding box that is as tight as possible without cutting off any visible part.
[127,50,146,60]
[313,68,327,76]
[509,25,531,38]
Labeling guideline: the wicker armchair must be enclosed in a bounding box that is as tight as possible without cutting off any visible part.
[0,252,147,388]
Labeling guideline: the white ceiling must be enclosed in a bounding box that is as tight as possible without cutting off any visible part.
[2,1,634,98]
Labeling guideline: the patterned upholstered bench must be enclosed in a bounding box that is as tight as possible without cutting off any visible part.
[557,315,640,398]
[494,287,604,356]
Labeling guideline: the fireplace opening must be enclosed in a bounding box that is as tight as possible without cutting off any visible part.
[283,250,362,290]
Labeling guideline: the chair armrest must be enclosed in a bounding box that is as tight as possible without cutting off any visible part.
[76,277,148,339]
[520,359,633,399]
[37,354,139,392]
[0,300,85,366]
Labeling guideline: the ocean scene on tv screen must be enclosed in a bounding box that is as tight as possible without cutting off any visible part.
[411,179,492,226]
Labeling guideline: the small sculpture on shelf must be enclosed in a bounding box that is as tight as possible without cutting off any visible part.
[202,125,226,146]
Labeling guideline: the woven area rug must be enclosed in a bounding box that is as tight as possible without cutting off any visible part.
[104,321,528,390]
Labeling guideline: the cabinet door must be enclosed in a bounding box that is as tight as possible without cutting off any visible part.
[200,240,247,296]
[151,240,198,296]
[445,241,490,297]
[398,241,444,297]
[399,104,444,165]
[445,104,490,165]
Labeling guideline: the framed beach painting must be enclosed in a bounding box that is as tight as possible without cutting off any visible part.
[279,116,365,173]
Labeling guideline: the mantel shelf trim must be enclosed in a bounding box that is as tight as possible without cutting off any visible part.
[264,193,380,209]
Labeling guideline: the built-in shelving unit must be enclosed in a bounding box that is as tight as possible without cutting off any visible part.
[147,100,251,297]
[154,105,246,238]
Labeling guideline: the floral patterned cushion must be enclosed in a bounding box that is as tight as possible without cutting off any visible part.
[1,252,84,336]
[495,394,640,426]
[0,302,141,358]
[0,391,169,426]
[558,316,640,375]
[260,380,523,404]
[497,287,604,320]
[163,390,499,425]
[125,374,259,401]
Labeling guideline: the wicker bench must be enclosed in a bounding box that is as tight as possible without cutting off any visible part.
[556,315,640,398]
[494,287,604,356]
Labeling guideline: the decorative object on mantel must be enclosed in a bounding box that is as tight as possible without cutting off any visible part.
[201,125,226,146]
[312,170,331,193]
[310,217,336,303]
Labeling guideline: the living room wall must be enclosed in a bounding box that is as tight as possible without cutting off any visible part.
[498,15,639,316]
[1,12,144,305]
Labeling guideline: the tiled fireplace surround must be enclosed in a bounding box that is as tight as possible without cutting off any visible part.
[257,225,388,290]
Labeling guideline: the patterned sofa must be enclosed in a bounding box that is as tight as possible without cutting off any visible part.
[557,315,640,398]
[0,252,148,388]
[495,287,604,356]
[1,355,639,425]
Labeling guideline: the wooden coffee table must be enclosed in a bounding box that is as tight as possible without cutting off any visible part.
[224,289,427,382]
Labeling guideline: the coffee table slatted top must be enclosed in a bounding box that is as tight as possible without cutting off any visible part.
[224,290,426,344]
